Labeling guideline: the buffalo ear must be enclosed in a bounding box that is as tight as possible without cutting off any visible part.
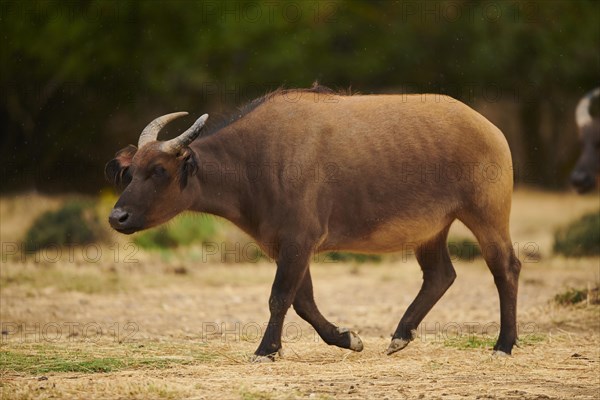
[104,159,123,184]
[178,148,199,190]
[104,145,137,189]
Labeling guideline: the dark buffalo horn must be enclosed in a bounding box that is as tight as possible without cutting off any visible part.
[138,112,189,149]
[160,114,209,154]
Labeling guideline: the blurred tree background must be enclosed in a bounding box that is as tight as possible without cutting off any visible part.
[1,0,598,193]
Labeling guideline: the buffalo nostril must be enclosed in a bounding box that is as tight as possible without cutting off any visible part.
[572,173,589,184]
[109,208,130,227]
[570,171,594,192]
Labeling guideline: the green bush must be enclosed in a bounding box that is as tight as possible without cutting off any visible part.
[134,214,217,250]
[553,211,600,257]
[24,201,102,252]
[133,227,179,249]
[554,288,588,305]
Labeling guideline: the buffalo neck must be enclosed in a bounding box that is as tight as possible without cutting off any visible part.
[188,126,257,238]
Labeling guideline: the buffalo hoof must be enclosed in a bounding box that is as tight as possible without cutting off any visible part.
[386,338,411,355]
[492,350,511,357]
[249,354,274,363]
[249,348,283,363]
[337,327,364,352]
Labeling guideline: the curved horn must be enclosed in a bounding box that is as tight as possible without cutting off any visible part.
[138,112,189,148]
[160,114,209,154]
[575,87,600,128]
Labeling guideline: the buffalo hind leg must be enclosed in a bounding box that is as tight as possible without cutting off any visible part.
[293,268,363,352]
[252,241,311,362]
[388,227,456,355]
[474,230,521,355]
[459,207,521,355]
[489,247,520,355]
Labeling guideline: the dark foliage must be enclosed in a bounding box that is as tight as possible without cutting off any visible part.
[24,201,102,252]
[554,211,600,257]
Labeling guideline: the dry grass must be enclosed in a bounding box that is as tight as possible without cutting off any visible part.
[1,189,599,399]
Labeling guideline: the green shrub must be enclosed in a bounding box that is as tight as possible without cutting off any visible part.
[447,238,482,260]
[24,201,102,252]
[133,227,179,249]
[134,214,217,250]
[553,211,600,257]
[554,288,588,305]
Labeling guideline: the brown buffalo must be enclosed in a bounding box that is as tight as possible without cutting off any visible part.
[106,85,521,361]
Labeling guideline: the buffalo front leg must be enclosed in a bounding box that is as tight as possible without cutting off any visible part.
[293,268,363,352]
[252,242,311,362]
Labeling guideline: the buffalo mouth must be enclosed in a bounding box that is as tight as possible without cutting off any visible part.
[113,225,142,235]
[575,185,595,194]
[573,180,596,194]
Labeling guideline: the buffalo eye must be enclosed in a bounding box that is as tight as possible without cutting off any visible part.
[151,164,168,179]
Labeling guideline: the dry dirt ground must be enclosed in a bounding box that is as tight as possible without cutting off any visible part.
[1,190,599,399]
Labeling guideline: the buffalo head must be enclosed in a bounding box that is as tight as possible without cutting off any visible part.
[571,88,600,193]
[105,113,208,233]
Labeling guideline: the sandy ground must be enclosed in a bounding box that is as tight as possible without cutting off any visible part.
[1,189,599,399]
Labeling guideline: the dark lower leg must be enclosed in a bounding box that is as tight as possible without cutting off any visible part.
[491,252,521,354]
[254,245,311,358]
[392,230,456,348]
[393,266,456,341]
[293,269,360,350]
[459,212,521,355]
